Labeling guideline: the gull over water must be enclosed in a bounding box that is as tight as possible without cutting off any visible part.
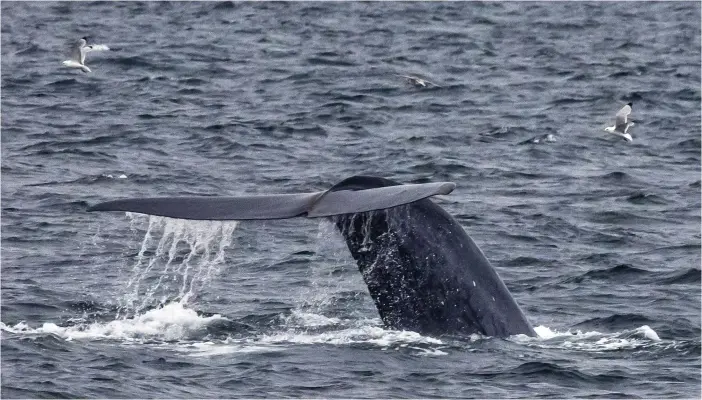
[61,37,111,73]
[395,74,442,88]
[604,102,635,142]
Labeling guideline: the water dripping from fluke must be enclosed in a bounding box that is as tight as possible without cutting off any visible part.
[117,214,238,319]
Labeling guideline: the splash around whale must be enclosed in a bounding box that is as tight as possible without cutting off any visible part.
[88,175,536,338]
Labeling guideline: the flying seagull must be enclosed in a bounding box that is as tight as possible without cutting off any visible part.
[395,74,442,88]
[62,37,110,73]
[604,102,635,142]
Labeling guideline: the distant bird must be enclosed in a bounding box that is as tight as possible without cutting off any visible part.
[62,37,110,73]
[604,102,635,142]
[396,74,442,88]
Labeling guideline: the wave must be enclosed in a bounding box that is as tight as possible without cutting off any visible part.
[46,78,80,87]
[586,210,658,225]
[670,138,702,154]
[506,361,627,385]
[113,55,155,69]
[306,56,357,67]
[563,264,651,284]
[572,314,656,331]
[625,192,669,205]
[596,171,641,183]
[659,268,701,285]
[673,88,701,102]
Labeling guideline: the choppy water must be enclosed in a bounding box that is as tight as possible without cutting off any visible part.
[2,1,700,398]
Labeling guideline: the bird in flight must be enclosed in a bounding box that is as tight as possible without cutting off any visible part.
[395,74,442,88]
[62,37,110,73]
[604,102,635,142]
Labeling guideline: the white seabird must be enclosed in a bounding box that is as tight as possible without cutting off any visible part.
[604,102,635,142]
[61,37,110,73]
[396,74,442,88]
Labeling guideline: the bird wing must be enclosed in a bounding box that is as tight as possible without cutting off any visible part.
[68,38,84,63]
[615,104,632,128]
[85,44,110,52]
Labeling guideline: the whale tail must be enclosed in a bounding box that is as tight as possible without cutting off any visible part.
[87,178,456,220]
[88,176,536,338]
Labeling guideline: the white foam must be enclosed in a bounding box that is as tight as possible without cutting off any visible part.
[0,321,31,333]
[178,327,445,358]
[529,324,603,340]
[177,340,281,357]
[635,325,661,341]
[412,347,449,356]
[1,302,223,342]
[512,324,663,352]
[284,310,342,327]
[258,324,443,348]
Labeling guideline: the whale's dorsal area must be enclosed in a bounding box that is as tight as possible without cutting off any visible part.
[88,175,535,338]
[87,178,455,220]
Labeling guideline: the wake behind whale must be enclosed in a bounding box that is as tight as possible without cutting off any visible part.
[89,175,536,338]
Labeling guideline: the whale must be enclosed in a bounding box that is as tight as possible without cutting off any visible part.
[88,175,536,338]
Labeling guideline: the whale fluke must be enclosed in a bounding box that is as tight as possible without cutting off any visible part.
[87,180,455,220]
[308,181,454,217]
[87,193,322,220]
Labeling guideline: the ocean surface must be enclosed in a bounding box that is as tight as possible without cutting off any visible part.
[1,2,700,398]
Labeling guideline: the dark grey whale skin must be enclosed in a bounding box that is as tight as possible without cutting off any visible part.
[328,176,536,338]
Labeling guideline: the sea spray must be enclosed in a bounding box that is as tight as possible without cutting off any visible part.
[117,214,238,318]
[291,220,355,313]
[282,219,373,326]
